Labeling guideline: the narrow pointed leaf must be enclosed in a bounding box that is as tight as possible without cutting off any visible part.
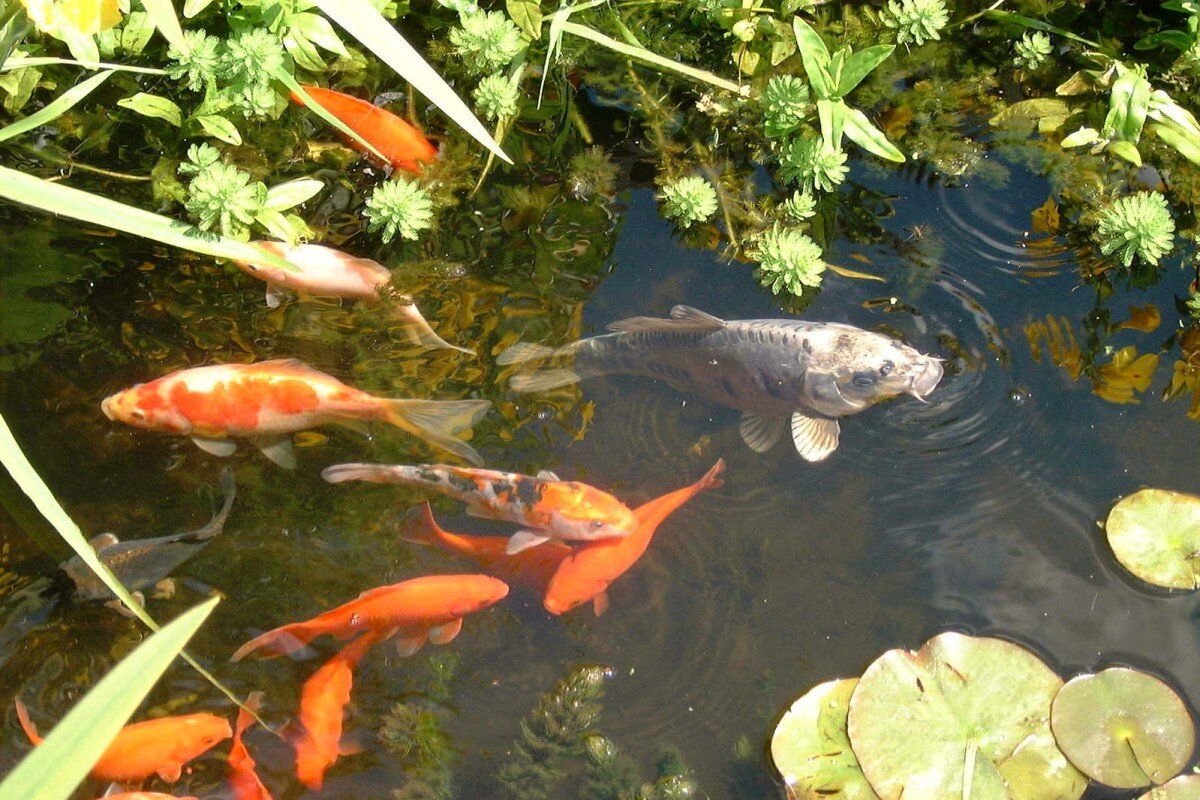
[0,69,113,143]
[839,45,894,97]
[141,0,188,55]
[560,22,742,92]
[793,17,831,97]
[843,106,905,161]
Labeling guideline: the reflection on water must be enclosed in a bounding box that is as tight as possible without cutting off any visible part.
[3,158,1200,799]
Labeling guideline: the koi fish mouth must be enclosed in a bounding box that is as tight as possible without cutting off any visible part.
[100,395,117,421]
[907,358,945,403]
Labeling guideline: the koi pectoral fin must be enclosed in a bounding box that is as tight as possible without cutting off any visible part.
[428,617,463,644]
[592,591,610,617]
[265,285,284,309]
[395,630,428,657]
[192,436,237,457]
[256,435,297,470]
[506,530,552,555]
[157,762,183,783]
[790,412,840,462]
[739,413,785,453]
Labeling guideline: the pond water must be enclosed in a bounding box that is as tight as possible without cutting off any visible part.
[1,119,1199,798]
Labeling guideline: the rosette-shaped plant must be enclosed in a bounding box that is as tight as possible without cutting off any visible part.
[1095,192,1175,268]
[882,0,950,47]
[753,226,827,297]
[365,178,434,243]
[660,176,719,228]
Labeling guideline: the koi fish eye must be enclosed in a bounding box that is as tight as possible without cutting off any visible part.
[131,409,147,421]
[350,612,362,626]
[591,520,606,529]
[880,360,895,377]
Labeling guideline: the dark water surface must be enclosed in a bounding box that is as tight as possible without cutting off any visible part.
[2,153,1199,799]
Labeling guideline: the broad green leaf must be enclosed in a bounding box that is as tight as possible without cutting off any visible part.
[847,632,1086,800]
[560,22,742,93]
[284,28,327,73]
[1105,66,1152,142]
[1148,92,1200,137]
[264,177,324,211]
[1061,127,1102,148]
[984,10,1100,47]
[1151,123,1200,165]
[1104,488,1200,589]
[507,0,542,40]
[288,12,349,56]
[141,0,187,55]
[312,0,510,163]
[60,25,100,68]
[0,597,218,800]
[1109,139,1143,166]
[990,98,1071,126]
[839,44,893,98]
[1137,775,1200,800]
[770,19,797,65]
[194,112,242,144]
[843,106,905,162]
[183,0,217,17]
[1051,668,1194,788]
[117,91,183,126]
[793,17,831,98]
[0,69,112,143]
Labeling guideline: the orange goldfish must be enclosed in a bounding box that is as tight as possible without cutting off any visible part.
[321,463,638,554]
[101,359,490,468]
[94,794,199,800]
[14,698,231,783]
[232,242,473,355]
[292,632,380,790]
[229,692,273,800]
[230,574,509,660]
[543,460,725,615]
[290,85,438,174]
[401,501,571,590]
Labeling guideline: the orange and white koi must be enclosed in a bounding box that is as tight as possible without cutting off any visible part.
[101,359,490,468]
[292,632,380,790]
[232,242,473,355]
[322,463,639,554]
[290,85,438,174]
[543,460,725,615]
[14,698,231,783]
[229,692,273,800]
[230,574,509,661]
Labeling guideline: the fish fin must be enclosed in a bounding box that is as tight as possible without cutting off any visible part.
[496,342,561,365]
[592,591,610,617]
[335,418,373,437]
[608,305,725,334]
[739,413,785,453]
[506,530,553,555]
[256,435,297,470]
[158,763,183,783]
[536,470,561,481]
[87,532,120,553]
[390,299,474,355]
[790,412,840,462]
[265,285,283,309]
[510,368,581,393]
[379,398,491,466]
[395,630,428,657]
[236,691,266,737]
[670,305,727,325]
[338,738,364,756]
[321,463,402,484]
[399,502,438,545]
[231,624,317,661]
[13,699,43,745]
[464,503,490,519]
[428,617,463,644]
[192,435,237,457]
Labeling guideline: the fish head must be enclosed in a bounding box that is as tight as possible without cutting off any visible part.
[801,327,944,416]
[234,242,292,283]
[546,486,638,541]
[182,714,234,751]
[101,385,191,434]
[449,575,510,615]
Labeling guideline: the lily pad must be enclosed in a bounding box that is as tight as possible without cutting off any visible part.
[1105,489,1200,589]
[1138,775,1200,800]
[846,632,1086,800]
[770,678,880,800]
[1050,668,1194,788]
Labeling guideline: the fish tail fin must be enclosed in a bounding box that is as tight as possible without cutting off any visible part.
[379,398,491,466]
[390,299,474,355]
[510,368,582,393]
[495,342,563,366]
[321,462,411,486]
[235,691,266,737]
[13,699,42,745]
[398,502,439,546]
[231,623,319,661]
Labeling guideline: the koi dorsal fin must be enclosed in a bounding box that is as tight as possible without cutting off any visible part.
[242,358,329,379]
[608,305,726,334]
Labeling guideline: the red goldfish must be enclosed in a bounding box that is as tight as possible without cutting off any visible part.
[233,242,473,355]
[321,463,638,554]
[230,574,509,660]
[14,698,231,783]
[401,501,571,590]
[290,85,438,174]
[292,632,380,790]
[543,460,725,615]
[229,692,273,800]
[101,359,490,468]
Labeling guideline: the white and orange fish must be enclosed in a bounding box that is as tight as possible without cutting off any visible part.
[233,242,473,355]
[101,359,490,468]
[321,463,638,554]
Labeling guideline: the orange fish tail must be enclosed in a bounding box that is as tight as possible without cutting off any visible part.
[398,502,439,546]
[13,699,43,745]
[378,398,491,466]
[231,623,320,661]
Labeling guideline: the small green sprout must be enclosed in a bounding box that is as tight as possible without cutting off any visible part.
[474,72,520,121]
[365,178,434,243]
[1186,291,1200,320]
[166,30,222,92]
[660,176,719,228]
[1014,32,1053,71]
[779,135,848,194]
[779,190,816,222]
[1095,191,1175,268]
[762,75,810,139]
[753,225,827,297]
[882,0,951,47]
[178,144,267,239]
[449,10,526,75]
[567,147,618,199]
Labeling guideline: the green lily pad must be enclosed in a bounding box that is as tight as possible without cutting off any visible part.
[1050,668,1194,788]
[770,678,880,800]
[1105,489,1200,589]
[1138,775,1200,800]
[846,632,1086,800]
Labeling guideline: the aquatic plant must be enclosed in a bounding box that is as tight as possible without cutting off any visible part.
[474,72,520,121]
[881,0,951,47]
[778,135,848,194]
[365,177,435,243]
[659,176,719,228]
[219,27,286,118]
[1094,191,1175,268]
[1013,32,1052,71]
[179,143,268,239]
[166,29,222,92]
[449,10,525,76]
[778,190,816,223]
[762,74,810,139]
[752,225,826,298]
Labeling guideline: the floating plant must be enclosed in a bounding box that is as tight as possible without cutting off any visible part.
[1104,489,1200,590]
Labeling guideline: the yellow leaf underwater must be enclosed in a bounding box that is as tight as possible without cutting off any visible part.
[1114,304,1161,333]
[1093,347,1159,404]
[20,0,120,36]
[1030,196,1060,234]
[1025,315,1083,380]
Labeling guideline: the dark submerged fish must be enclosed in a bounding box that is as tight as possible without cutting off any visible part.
[63,468,236,601]
[498,305,943,461]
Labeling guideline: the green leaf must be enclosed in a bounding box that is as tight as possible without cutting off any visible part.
[1137,775,1200,800]
[1105,66,1152,142]
[560,22,743,93]
[990,98,1072,127]
[1060,127,1102,148]
[288,12,349,57]
[1151,123,1200,165]
[843,105,905,162]
[1104,488,1200,589]
[770,19,797,65]
[984,10,1100,47]
[264,177,324,211]
[0,597,218,800]
[816,97,843,150]
[115,11,155,55]
[839,44,893,98]
[194,113,242,144]
[1109,139,1143,166]
[793,17,831,98]
[1,56,167,76]
[507,0,543,40]
[183,0,217,17]
[312,0,511,163]
[1134,30,1194,52]
[117,92,183,126]
[0,70,113,144]
[60,26,100,69]
[141,0,188,56]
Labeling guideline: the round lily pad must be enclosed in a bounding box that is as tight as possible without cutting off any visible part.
[1050,667,1194,788]
[1105,489,1200,589]
[771,678,880,800]
[1138,775,1200,800]
[846,632,1086,800]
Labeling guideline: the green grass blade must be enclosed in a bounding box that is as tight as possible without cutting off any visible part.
[0,70,113,143]
[984,10,1101,47]
[560,21,743,93]
[1,56,167,75]
[141,0,189,56]
[0,597,218,800]
[312,0,511,163]
[0,166,295,272]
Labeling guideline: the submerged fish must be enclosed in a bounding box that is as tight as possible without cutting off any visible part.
[229,692,274,800]
[290,85,438,174]
[101,359,490,468]
[63,467,236,603]
[321,463,638,554]
[498,305,944,461]
[233,242,473,355]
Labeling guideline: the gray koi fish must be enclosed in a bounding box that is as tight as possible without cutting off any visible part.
[497,305,943,461]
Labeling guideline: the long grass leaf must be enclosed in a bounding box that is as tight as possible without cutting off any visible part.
[311,0,511,163]
[1,56,167,75]
[0,166,296,272]
[141,0,189,56]
[0,597,217,800]
[560,21,743,93]
[0,70,113,143]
